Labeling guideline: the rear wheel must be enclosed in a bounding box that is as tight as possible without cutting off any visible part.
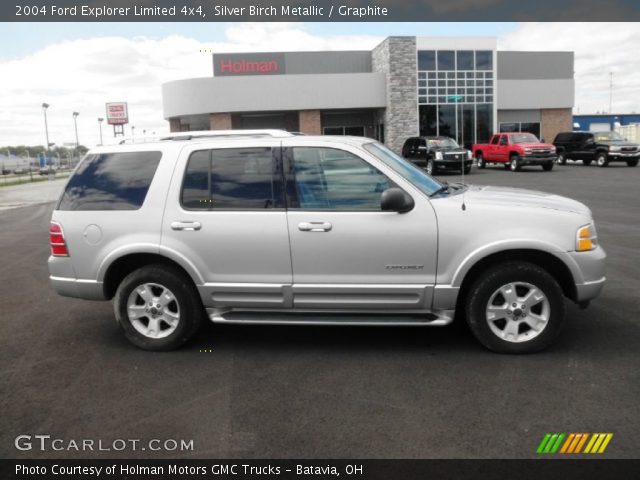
[556,153,566,165]
[542,161,554,171]
[510,155,522,172]
[114,264,203,351]
[465,261,565,354]
[627,158,639,167]
[596,152,609,167]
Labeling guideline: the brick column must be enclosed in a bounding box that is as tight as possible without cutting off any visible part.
[299,110,322,135]
[169,118,181,132]
[541,108,572,144]
[209,113,232,130]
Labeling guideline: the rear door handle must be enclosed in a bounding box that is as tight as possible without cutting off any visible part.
[298,221,332,232]
[171,221,201,231]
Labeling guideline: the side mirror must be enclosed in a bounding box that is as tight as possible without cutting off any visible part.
[381,188,414,213]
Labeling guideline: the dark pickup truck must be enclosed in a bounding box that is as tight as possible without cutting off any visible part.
[554,131,639,167]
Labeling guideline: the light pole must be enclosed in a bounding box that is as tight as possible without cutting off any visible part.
[72,112,80,147]
[131,125,135,138]
[42,103,50,163]
[97,117,104,145]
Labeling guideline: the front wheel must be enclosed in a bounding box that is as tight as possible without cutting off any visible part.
[426,158,436,175]
[476,153,486,169]
[627,158,639,167]
[463,165,472,174]
[556,153,566,165]
[464,261,566,354]
[542,161,554,171]
[114,264,203,351]
[596,152,609,167]
[510,155,522,171]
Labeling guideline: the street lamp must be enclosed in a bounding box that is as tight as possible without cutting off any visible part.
[131,125,135,138]
[72,112,80,147]
[97,117,104,145]
[42,103,50,152]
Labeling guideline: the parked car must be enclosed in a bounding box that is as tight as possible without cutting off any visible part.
[473,133,557,171]
[48,130,605,354]
[554,131,639,167]
[39,165,57,175]
[401,136,473,175]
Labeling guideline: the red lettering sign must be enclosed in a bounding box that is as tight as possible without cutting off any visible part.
[219,59,280,74]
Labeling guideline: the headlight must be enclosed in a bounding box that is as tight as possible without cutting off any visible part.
[435,151,443,160]
[576,224,598,251]
[524,148,532,154]
[467,150,472,160]
[609,146,621,152]
[550,146,556,153]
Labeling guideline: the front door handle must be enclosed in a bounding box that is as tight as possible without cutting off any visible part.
[298,221,332,232]
[171,221,202,231]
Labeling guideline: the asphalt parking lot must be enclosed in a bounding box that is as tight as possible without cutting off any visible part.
[1,162,639,459]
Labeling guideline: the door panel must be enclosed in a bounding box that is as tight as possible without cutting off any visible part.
[284,145,438,311]
[161,142,292,308]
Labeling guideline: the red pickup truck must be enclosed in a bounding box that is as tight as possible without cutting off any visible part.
[473,132,557,172]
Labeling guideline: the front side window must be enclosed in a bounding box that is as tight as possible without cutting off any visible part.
[58,151,161,211]
[290,147,393,210]
[181,148,277,210]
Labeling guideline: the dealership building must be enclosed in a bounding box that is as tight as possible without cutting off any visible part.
[161,36,574,152]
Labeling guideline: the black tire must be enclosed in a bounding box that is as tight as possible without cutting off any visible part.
[503,163,511,170]
[556,153,566,165]
[583,159,593,166]
[596,152,609,167]
[114,264,203,351]
[510,155,521,172]
[426,158,436,175]
[463,165,472,174]
[542,161,554,171]
[464,261,566,354]
[626,158,639,167]
[476,153,486,169]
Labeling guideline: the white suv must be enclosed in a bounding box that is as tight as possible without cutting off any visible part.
[48,130,606,353]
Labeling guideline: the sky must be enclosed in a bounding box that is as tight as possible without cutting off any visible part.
[0,22,638,148]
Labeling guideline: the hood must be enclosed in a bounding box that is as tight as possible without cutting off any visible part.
[461,185,591,216]
[517,143,554,149]
[599,140,639,147]
[432,146,467,153]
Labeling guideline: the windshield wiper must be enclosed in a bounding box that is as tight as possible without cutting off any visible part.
[429,183,450,197]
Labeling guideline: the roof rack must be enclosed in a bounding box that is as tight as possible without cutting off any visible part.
[159,129,294,141]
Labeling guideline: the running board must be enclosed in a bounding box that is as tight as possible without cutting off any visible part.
[206,310,454,327]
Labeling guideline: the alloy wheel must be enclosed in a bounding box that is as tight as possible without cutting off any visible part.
[126,283,180,339]
[485,282,550,343]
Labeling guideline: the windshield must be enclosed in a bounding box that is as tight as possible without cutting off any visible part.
[594,131,624,142]
[429,138,460,148]
[511,133,540,144]
[362,142,443,196]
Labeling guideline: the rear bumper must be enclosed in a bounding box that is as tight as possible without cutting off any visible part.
[49,275,106,300]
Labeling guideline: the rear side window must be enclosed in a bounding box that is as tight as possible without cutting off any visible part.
[554,133,572,143]
[58,151,161,211]
[181,148,278,210]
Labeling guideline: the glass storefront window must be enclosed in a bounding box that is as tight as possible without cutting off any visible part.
[438,105,455,138]
[419,105,437,137]
[476,104,493,144]
[418,51,435,70]
[457,51,474,70]
[476,51,493,70]
[437,51,455,70]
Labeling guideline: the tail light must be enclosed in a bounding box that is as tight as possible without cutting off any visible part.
[49,221,69,256]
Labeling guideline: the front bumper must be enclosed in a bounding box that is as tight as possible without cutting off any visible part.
[436,159,473,169]
[608,152,639,160]
[567,246,607,303]
[520,154,557,165]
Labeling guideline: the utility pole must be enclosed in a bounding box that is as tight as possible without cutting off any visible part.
[42,103,50,168]
[609,72,613,114]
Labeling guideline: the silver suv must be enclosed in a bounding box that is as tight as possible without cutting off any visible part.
[48,130,606,353]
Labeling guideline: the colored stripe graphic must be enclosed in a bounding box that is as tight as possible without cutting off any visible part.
[538,433,613,454]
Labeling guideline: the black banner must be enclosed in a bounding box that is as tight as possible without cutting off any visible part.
[2,459,640,480]
[4,0,640,22]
